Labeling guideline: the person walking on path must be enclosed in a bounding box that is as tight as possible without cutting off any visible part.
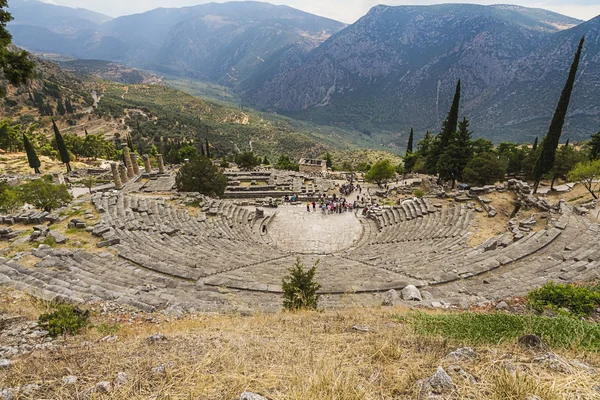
[306,201,311,212]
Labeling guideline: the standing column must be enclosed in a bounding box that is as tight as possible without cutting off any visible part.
[111,162,123,190]
[157,154,165,174]
[143,154,152,173]
[122,142,135,179]
[119,163,129,183]
[131,153,140,175]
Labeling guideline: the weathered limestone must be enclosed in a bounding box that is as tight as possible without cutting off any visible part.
[110,163,123,190]
[119,164,129,183]
[157,154,165,174]
[131,153,140,175]
[143,154,152,173]
[122,143,135,178]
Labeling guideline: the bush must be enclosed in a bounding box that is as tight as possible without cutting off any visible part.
[282,257,321,311]
[38,304,90,337]
[18,176,73,212]
[365,160,395,184]
[527,281,600,317]
[408,311,600,350]
[413,190,425,198]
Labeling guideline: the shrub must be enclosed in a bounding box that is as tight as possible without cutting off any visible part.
[282,257,321,311]
[38,304,90,337]
[527,281,600,317]
[408,311,600,350]
[413,190,425,198]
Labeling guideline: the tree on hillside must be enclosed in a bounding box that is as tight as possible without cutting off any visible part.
[0,1,35,97]
[0,181,23,213]
[18,176,73,212]
[56,100,66,116]
[365,160,395,185]
[52,120,71,172]
[325,152,333,168]
[436,117,473,187]
[275,155,299,171]
[532,137,538,152]
[589,131,600,161]
[406,127,414,154]
[175,156,227,197]
[205,138,211,159]
[64,98,74,114]
[235,151,261,170]
[0,118,21,152]
[23,133,40,173]
[427,80,461,176]
[546,143,580,190]
[569,159,600,199]
[533,36,585,193]
[463,152,508,186]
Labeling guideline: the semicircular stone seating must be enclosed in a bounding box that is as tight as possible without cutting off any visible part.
[1,192,599,312]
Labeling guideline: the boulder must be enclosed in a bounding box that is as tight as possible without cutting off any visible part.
[0,389,14,400]
[0,359,11,369]
[382,289,399,306]
[114,372,128,386]
[48,230,67,244]
[447,347,477,360]
[401,285,422,301]
[62,375,77,385]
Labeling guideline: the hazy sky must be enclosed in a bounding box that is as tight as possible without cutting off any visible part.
[41,0,600,23]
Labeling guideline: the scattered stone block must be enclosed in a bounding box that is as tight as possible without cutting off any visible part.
[401,285,422,301]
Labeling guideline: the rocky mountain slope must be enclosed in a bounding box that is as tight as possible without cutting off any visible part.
[244,4,592,143]
[8,1,344,87]
[9,0,599,144]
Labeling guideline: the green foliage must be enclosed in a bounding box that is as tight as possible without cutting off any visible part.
[234,151,261,170]
[463,152,508,186]
[18,176,73,212]
[408,311,600,350]
[406,127,414,154]
[0,1,35,96]
[220,159,230,168]
[365,160,395,184]
[527,281,600,317]
[175,156,228,197]
[436,117,473,185]
[569,159,600,199]
[282,257,321,311]
[52,120,71,172]
[533,37,585,190]
[413,190,425,198]
[23,133,40,173]
[38,304,90,338]
[0,181,23,213]
[275,154,299,171]
[546,144,581,189]
[427,81,461,174]
[589,131,600,161]
[325,152,333,168]
[95,322,121,336]
[356,162,372,173]
[0,118,23,152]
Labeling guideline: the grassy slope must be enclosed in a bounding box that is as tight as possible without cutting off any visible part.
[1,290,599,399]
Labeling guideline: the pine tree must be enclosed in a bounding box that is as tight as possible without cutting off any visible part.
[533,36,585,193]
[406,127,414,154]
[532,137,538,151]
[23,133,40,173]
[52,119,71,172]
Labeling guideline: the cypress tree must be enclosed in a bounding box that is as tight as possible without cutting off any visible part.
[565,138,570,147]
[205,138,211,159]
[23,133,40,174]
[532,137,538,151]
[589,131,600,160]
[52,120,71,172]
[440,80,461,149]
[200,142,205,157]
[127,133,134,152]
[56,100,65,116]
[407,128,414,154]
[533,36,585,193]
[84,128,89,136]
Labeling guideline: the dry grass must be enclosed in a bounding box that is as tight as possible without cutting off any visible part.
[0,152,88,175]
[468,192,516,247]
[1,291,600,399]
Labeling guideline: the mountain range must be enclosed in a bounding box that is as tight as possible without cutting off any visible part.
[6,0,600,144]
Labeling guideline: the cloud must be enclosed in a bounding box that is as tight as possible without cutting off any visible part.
[46,0,600,22]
